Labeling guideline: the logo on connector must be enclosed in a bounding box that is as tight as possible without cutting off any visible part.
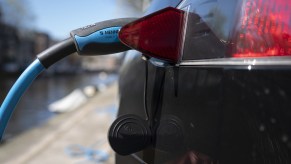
[100,30,119,35]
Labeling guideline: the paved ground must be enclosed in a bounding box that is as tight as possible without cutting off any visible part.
[0,84,118,164]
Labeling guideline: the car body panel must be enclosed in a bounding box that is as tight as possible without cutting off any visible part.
[115,0,291,163]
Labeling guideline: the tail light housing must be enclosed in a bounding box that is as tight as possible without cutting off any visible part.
[119,0,291,62]
[230,0,291,58]
[119,7,186,63]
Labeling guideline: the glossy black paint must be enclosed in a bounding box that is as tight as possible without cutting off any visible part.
[117,57,223,163]
[117,56,291,163]
[114,0,291,163]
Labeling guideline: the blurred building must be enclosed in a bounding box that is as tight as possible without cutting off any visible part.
[0,6,75,74]
[0,6,3,65]
[0,0,153,73]
[17,31,35,69]
[0,23,19,62]
[0,22,42,72]
[0,6,20,72]
[34,32,50,54]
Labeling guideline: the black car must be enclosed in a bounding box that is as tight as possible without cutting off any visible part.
[108,0,291,163]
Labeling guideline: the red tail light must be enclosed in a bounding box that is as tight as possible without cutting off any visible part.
[231,0,291,58]
[119,7,185,63]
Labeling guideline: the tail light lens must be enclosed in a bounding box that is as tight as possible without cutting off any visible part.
[231,0,291,58]
[119,1,291,61]
[119,7,185,63]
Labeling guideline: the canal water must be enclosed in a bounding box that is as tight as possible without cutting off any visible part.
[0,72,117,140]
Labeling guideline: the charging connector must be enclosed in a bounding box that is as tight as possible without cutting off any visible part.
[71,18,136,56]
[0,18,136,140]
[37,18,136,68]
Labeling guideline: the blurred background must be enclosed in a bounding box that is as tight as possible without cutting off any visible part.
[0,0,151,163]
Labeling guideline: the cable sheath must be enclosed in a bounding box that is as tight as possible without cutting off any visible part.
[0,59,45,140]
[37,38,76,68]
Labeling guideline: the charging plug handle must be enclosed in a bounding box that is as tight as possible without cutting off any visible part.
[71,18,137,56]
[37,18,137,68]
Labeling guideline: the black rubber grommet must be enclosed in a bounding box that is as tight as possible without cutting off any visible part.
[154,115,185,152]
[108,114,151,155]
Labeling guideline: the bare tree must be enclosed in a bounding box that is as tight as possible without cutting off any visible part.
[0,0,35,29]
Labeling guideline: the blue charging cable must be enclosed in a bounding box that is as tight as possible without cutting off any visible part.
[0,38,76,140]
[0,59,45,139]
[0,18,135,140]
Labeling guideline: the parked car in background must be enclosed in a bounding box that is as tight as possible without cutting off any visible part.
[111,0,291,163]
